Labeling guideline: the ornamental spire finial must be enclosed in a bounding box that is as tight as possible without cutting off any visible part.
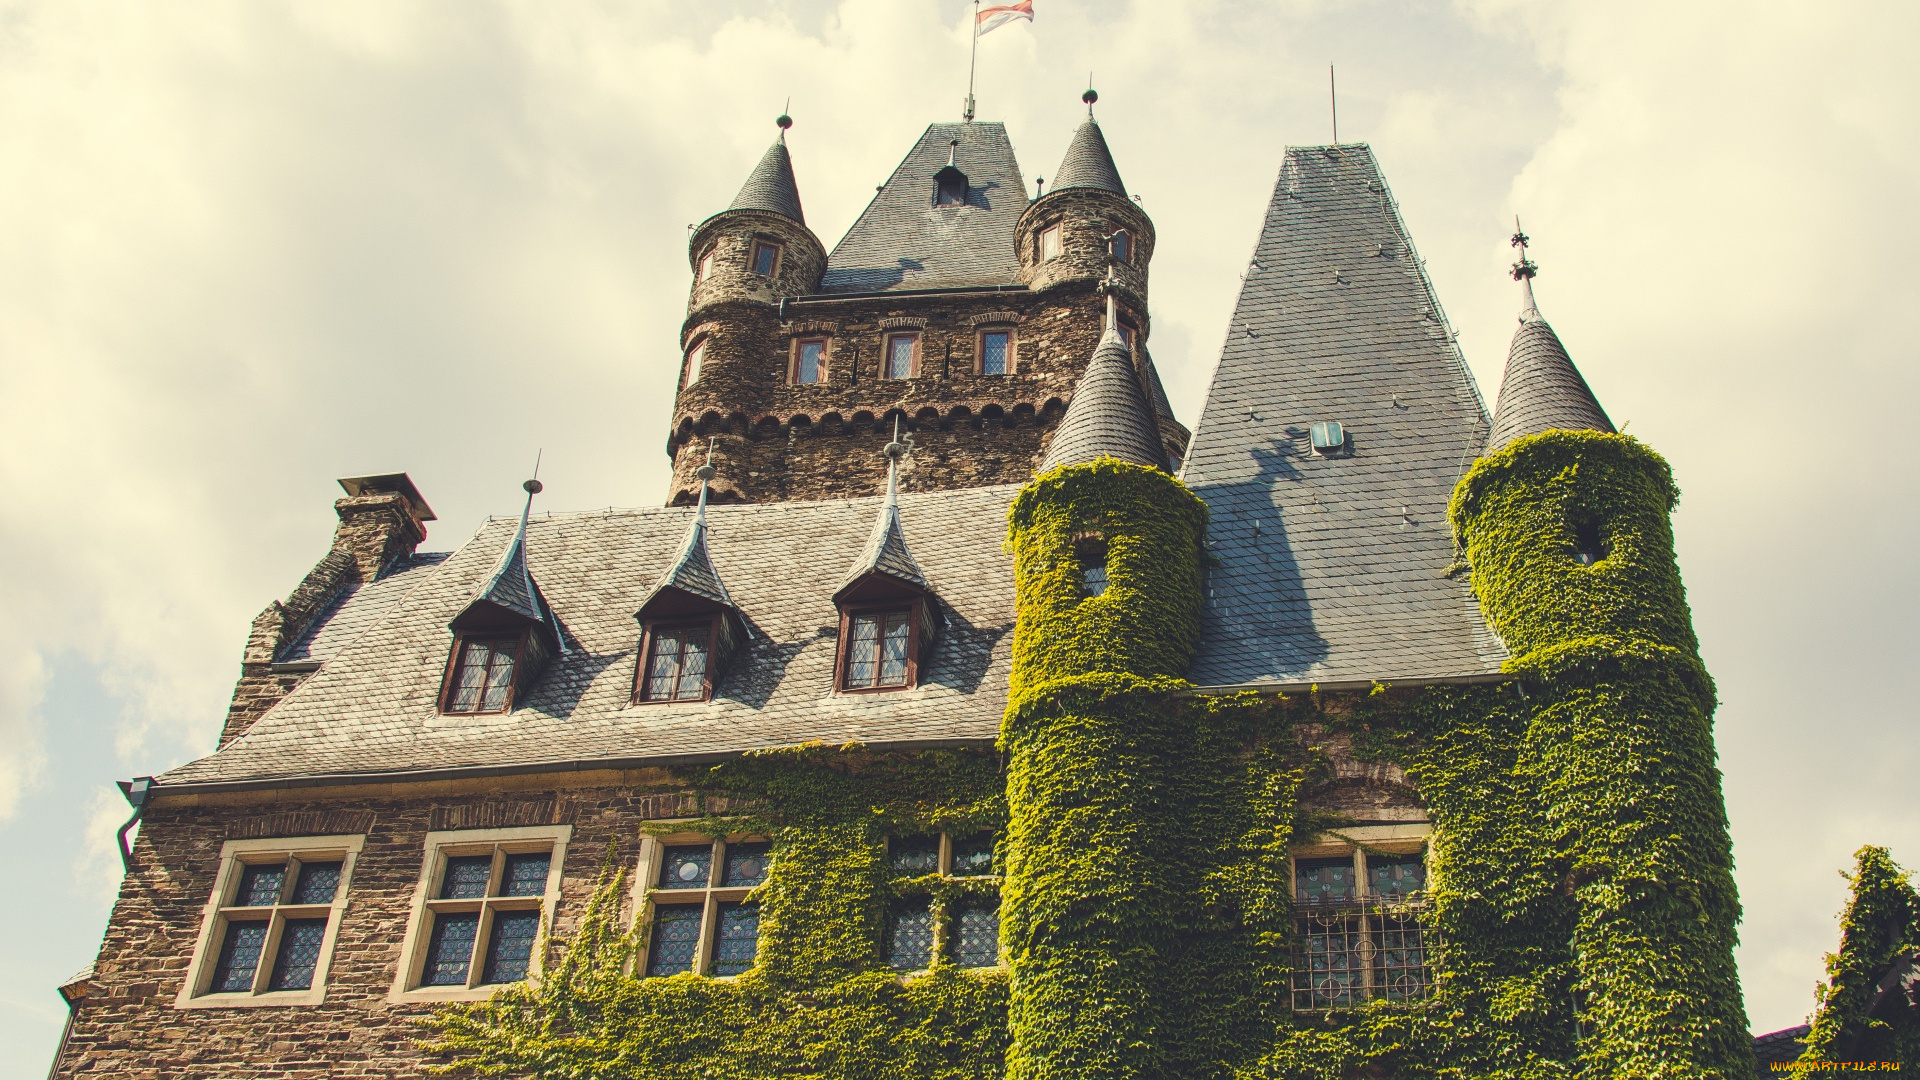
[1510,216,1542,323]
[695,438,717,519]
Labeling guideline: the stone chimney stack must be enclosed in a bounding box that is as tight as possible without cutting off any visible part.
[217,473,436,747]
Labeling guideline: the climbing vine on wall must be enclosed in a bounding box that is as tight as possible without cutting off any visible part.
[1799,846,1920,1065]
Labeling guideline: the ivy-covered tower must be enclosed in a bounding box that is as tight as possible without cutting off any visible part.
[1446,233,1750,1076]
[1000,307,1209,1080]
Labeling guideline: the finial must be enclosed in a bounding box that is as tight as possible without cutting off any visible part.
[776,103,793,143]
[694,437,716,515]
[1035,175,1045,197]
[884,416,907,461]
[1083,79,1098,115]
[883,418,908,503]
[523,449,544,495]
[1510,216,1537,280]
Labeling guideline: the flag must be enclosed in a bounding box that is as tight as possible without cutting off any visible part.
[977,1,1033,36]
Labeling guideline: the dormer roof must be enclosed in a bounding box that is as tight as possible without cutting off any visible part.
[835,444,933,603]
[1039,326,1164,472]
[450,484,563,653]
[637,480,745,629]
[729,140,806,225]
[1485,276,1614,451]
[1048,119,1127,197]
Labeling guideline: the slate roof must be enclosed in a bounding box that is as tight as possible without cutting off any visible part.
[819,122,1028,293]
[1485,278,1614,451]
[277,553,449,664]
[839,462,931,597]
[158,485,1019,788]
[641,496,735,613]
[728,140,806,224]
[1179,144,1507,687]
[1040,327,1165,471]
[1048,119,1127,196]
[1750,1026,1808,1075]
[458,496,563,653]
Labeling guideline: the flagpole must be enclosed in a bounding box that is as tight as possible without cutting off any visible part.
[964,0,979,122]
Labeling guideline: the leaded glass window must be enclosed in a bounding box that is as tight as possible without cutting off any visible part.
[1039,225,1061,262]
[424,913,480,986]
[888,899,935,970]
[722,843,771,888]
[885,334,917,379]
[846,610,912,689]
[482,910,543,984]
[236,863,286,907]
[710,902,760,976]
[1082,565,1109,597]
[952,899,1000,968]
[659,845,713,890]
[189,842,359,1003]
[402,837,561,994]
[950,834,995,877]
[751,241,781,276]
[267,918,329,991]
[795,338,827,384]
[212,921,269,993]
[1290,847,1435,1011]
[646,905,703,976]
[891,836,940,876]
[642,836,770,979]
[642,624,712,702]
[446,637,518,714]
[1111,229,1132,264]
[980,330,1010,375]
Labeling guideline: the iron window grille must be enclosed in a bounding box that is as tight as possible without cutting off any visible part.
[177,835,363,1008]
[883,832,1000,973]
[641,834,770,978]
[1291,849,1437,1011]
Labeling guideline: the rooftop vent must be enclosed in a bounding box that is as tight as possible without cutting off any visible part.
[934,140,968,207]
[1309,421,1347,455]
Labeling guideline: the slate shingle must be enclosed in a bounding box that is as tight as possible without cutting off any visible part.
[1039,328,1165,472]
[1485,280,1613,451]
[728,140,806,225]
[1047,119,1127,196]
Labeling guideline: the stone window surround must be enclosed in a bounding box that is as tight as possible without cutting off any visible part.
[1289,822,1433,1011]
[789,334,831,385]
[974,325,1018,376]
[437,631,533,716]
[387,824,572,1004]
[881,330,922,380]
[1038,223,1062,262]
[634,828,769,979]
[175,833,366,1009]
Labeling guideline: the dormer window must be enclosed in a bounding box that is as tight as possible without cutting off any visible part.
[1039,225,1062,262]
[1110,229,1132,264]
[835,601,936,692]
[750,240,782,276]
[637,621,717,703]
[934,169,968,206]
[444,636,522,714]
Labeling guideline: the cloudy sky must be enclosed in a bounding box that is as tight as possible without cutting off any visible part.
[1,0,1914,1068]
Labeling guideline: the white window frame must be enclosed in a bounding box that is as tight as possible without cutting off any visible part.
[388,824,571,1004]
[634,830,769,980]
[175,834,365,1009]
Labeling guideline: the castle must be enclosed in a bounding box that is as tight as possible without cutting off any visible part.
[49,99,1764,1078]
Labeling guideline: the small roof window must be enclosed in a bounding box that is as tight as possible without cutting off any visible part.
[933,139,968,207]
[1310,421,1347,455]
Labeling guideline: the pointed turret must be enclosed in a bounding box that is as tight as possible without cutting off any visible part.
[1049,115,1127,196]
[451,478,563,656]
[639,451,743,621]
[1485,225,1613,451]
[1039,300,1165,472]
[728,115,805,224]
[835,428,933,602]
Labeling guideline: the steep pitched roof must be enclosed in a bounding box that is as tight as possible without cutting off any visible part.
[1484,278,1614,451]
[1179,144,1506,687]
[819,122,1028,293]
[838,452,931,598]
[1039,326,1164,472]
[639,493,735,613]
[454,492,562,653]
[1048,118,1127,196]
[729,140,806,224]
[155,485,1021,789]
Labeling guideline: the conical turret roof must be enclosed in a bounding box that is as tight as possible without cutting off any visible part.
[1048,119,1127,197]
[1486,275,1613,451]
[836,443,931,600]
[729,140,805,224]
[1039,325,1164,472]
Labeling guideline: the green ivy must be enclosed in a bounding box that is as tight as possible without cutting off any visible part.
[1799,846,1920,1065]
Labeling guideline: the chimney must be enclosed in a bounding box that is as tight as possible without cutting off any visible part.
[332,473,435,579]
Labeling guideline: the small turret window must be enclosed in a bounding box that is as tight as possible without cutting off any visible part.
[696,249,714,281]
[750,240,782,276]
[1111,229,1132,265]
[979,329,1013,375]
[1039,225,1062,262]
[1075,533,1109,598]
[684,338,706,387]
[1571,516,1607,565]
[793,337,828,385]
[1115,318,1136,351]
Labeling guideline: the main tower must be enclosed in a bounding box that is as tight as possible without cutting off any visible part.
[663,107,1187,506]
